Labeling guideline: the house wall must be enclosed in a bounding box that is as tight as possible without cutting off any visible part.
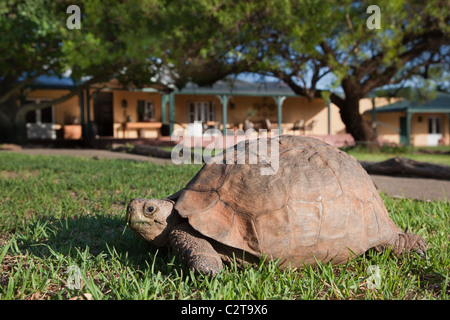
[32,87,441,145]
[364,111,404,145]
[359,96,403,132]
[26,89,164,138]
[173,94,223,124]
[112,90,162,138]
[363,110,450,147]
[411,113,449,147]
[357,97,442,146]
[23,89,358,139]
[27,89,81,125]
[173,95,347,136]
[359,97,401,114]
[283,97,337,135]
[411,113,428,147]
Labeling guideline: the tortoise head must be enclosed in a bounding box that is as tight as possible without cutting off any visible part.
[126,198,177,246]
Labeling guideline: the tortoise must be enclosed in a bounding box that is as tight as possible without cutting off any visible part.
[126,135,427,275]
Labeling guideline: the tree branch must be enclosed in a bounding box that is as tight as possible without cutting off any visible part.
[15,74,111,122]
[0,74,40,104]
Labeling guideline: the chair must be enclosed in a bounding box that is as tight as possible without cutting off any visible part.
[263,119,272,130]
[304,120,317,133]
[290,119,305,135]
[243,119,254,132]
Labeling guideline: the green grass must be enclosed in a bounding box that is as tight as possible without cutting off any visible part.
[342,145,450,166]
[0,152,448,300]
[167,144,450,166]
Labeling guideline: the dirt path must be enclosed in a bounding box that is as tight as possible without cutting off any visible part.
[370,175,449,201]
[6,148,172,165]
[4,148,449,201]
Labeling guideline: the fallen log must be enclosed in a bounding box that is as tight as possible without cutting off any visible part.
[416,148,450,155]
[132,144,173,159]
[359,157,450,180]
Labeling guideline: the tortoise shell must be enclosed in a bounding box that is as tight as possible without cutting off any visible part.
[174,135,401,267]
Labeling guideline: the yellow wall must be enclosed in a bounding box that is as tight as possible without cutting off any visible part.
[112,91,162,123]
[363,110,450,147]
[112,90,162,138]
[365,111,403,145]
[173,94,222,124]
[29,87,448,146]
[27,89,80,125]
[282,97,331,135]
[172,95,347,136]
[23,89,358,138]
[359,97,403,145]
[26,89,164,138]
[359,97,401,114]
[411,113,449,147]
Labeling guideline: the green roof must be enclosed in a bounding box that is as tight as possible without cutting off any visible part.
[366,93,450,114]
[176,78,298,96]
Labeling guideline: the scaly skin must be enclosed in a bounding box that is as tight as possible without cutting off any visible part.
[169,222,223,276]
[375,230,427,256]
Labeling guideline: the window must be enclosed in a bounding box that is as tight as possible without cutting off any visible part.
[428,116,442,134]
[25,99,54,124]
[24,99,56,140]
[137,100,154,121]
[187,101,217,123]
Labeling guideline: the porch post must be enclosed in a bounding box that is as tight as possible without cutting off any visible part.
[169,92,175,135]
[371,97,377,136]
[85,88,91,140]
[161,94,168,124]
[327,100,331,135]
[275,96,286,135]
[218,95,229,135]
[79,90,85,139]
[406,110,412,146]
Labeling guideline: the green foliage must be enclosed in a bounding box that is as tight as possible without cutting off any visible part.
[0,0,167,85]
[0,0,65,78]
[1,0,448,92]
[0,0,448,144]
[232,0,448,91]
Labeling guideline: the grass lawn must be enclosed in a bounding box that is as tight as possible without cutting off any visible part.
[343,145,450,166]
[0,151,448,300]
[169,144,450,166]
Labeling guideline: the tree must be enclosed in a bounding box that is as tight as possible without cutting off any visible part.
[217,0,449,145]
[0,0,152,142]
[0,0,251,143]
[3,0,447,146]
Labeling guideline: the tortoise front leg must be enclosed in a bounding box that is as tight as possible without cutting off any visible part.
[169,222,223,276]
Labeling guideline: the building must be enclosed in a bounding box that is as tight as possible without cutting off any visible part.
[22,75,448,147]
[363,93,450,147]
[24,75,352,144]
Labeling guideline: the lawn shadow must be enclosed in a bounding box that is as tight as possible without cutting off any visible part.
[12,214,176,274]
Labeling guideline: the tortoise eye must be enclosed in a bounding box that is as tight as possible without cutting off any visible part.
[145,205,156,215]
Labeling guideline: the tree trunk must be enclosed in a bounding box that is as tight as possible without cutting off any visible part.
[360,157,450,180]
[0,96,25,144]
[13,113,28,145]
[0,109,15,143]
[335,95,379,148]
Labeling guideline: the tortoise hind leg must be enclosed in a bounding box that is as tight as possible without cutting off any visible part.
[375,230,427,256]
[169,222,223,276]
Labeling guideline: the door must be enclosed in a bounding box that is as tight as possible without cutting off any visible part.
[93,92,114,137]
[188,101,217,123]
[427,116,442,146]
[187,101,218,136]
[399,116,408,145]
